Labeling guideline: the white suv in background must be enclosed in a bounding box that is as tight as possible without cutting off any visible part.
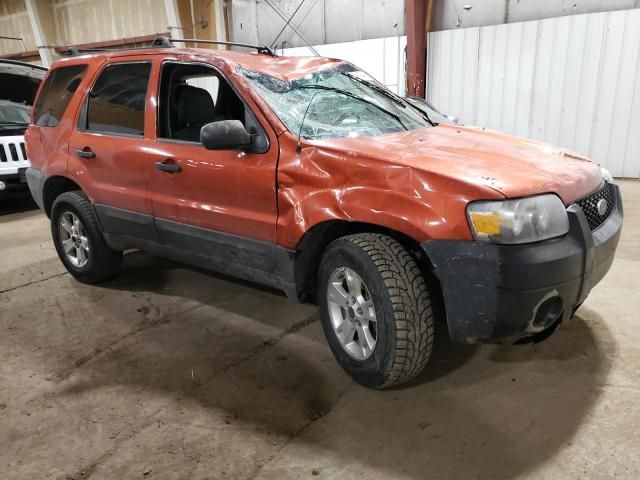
[0,60,46,195]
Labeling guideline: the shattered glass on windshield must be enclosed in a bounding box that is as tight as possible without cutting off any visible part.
[239,64,432,140]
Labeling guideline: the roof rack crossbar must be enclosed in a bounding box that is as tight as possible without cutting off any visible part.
[63,47,111,56]
[159,37,276,56]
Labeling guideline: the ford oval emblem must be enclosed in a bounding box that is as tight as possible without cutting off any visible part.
[597,198,608,216]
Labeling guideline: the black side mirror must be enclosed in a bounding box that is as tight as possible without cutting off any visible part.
[200,120,252,150]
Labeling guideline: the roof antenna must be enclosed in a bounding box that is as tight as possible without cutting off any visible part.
[296,92,320,153]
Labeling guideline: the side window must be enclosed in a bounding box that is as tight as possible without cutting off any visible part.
[33,64,87,127]
[84,62,151,136]
[158,63,246,142]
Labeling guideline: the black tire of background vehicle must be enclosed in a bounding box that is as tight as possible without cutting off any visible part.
[51,190,122,283]
[318,233,434,388]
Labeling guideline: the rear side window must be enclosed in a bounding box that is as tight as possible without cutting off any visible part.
[33,64,87,127]
[84,62,151,136]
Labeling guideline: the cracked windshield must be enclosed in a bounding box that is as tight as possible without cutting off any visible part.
[239,63,432,140]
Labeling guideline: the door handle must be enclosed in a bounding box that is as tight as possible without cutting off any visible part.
[76,148,96,159]
[155,159,181,173]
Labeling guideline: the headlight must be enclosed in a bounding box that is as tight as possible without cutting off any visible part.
[467,194,569,244]
[600,166,614,184]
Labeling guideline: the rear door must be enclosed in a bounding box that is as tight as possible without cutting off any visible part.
[68,56,158,239]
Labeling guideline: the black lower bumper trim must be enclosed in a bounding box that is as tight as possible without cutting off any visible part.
[0,173,29,194]
[422,184,623,344]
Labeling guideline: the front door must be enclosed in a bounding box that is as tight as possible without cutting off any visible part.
[148,60,279,279]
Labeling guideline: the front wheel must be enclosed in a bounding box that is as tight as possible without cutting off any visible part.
[318,233,434,388]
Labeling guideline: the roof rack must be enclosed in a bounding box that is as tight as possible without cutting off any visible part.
[155,36,276,56]
[39,34,276,58]
[62,47,110,56]
[41,35,276,57]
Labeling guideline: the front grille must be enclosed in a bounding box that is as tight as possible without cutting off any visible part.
[0,141,27,162]
[576,182,615,231]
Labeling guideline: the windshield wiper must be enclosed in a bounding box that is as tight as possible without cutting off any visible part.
[298,85,408,131]
[343,72,407,108]
[343,73,436,126]
[405,101,435,126]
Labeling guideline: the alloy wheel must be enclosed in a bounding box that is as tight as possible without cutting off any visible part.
[326,267,378,360]
[58,211,90,268]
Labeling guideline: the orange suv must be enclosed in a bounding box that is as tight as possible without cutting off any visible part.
[26,39,623,388]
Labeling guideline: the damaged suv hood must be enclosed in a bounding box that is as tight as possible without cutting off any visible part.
[315,124,603,205]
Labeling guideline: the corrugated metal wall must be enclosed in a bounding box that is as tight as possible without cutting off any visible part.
[427,9,640,178]
[51,0,168,45]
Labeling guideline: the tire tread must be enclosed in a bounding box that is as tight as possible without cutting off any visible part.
[335,233,434,387]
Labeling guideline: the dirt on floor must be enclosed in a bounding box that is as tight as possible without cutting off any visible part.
[1,182,639,480]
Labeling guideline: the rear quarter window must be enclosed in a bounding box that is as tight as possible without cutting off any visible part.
[33,64,87,127]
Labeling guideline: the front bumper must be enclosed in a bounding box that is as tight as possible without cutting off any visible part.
[422,183,623,344]
[0,170,29,194]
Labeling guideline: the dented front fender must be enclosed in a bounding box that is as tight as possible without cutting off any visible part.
[275,132,501,249]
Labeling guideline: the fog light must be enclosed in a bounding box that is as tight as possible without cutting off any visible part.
[531,297,563,331]
[0,181,6,191]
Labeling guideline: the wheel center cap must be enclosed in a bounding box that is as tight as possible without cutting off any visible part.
[348,307,356,319]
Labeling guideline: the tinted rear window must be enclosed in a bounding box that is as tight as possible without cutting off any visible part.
[33,64,87,127]
[85,62,151,136]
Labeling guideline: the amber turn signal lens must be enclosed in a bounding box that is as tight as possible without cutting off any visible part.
[469,212,501,236]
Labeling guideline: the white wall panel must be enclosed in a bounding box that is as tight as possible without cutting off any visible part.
[283,36,407,95]
[257,0,325,47]
[427,9,640,178]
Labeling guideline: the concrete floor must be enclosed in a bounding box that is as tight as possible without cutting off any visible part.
[0,181,638,480]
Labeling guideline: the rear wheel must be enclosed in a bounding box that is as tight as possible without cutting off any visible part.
[318,233,434,388]
[51,191,122,283]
